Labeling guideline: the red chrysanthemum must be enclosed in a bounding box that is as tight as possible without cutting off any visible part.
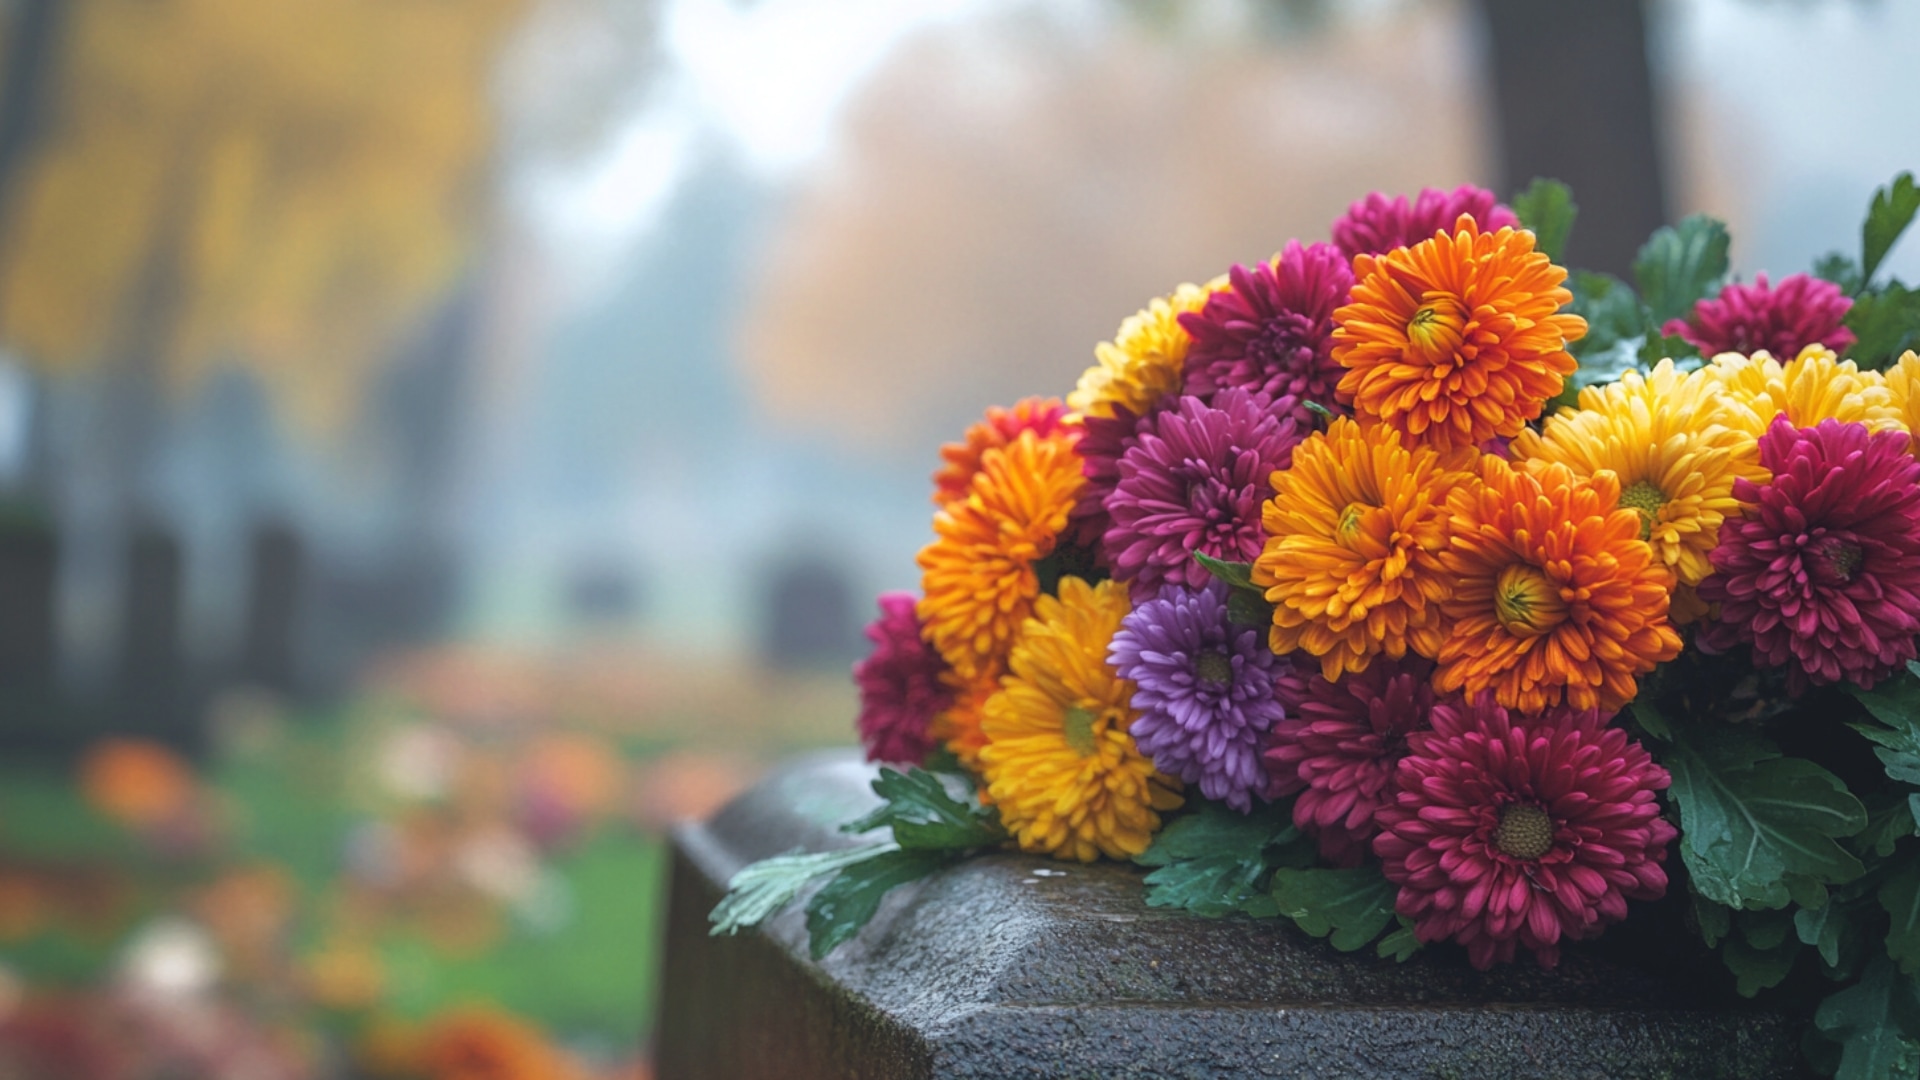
[1373,695,1675,970]
[1663,272,1856,361]
[1330,184,1519,260]
[853,592,953,764]
[1263,655,1438,867]
[1179,241,1352,417]
[1697,415,1920,692]
[932,398,1077,507]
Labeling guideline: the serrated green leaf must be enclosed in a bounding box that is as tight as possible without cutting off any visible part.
[1637,329,1701,369]
[1376,917,1422,962]
[1816,251,1865,295]
[1847,282,1920,370]
[1722,933,1800,997]
[1665,727,1868,909]
[1885,863,1920,976]
[1192,551,1256,591]
[1565,271,1647,361]
[709,843,898,936]
[1136,801,1304,918]
[842,767,1006,850]
[1693,890,1732,948]
[1816,954,1920,1080]
[804,848,955,958]
[1511,177,1576,263]
[1634,214,1732,325]
[1271,865,1398,952]
[1859,791,1920,859]
[1738,906,1796,950]
[1797,901,1848,968]
[1864,172,1920,286]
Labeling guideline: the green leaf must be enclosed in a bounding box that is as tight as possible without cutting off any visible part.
[1864,172,1920,286]
[1511,177,1576,263]
[1565,271,1647,361]
[1226,589,1273,628]
[1192,551,1257,591]
[1859,791,1920,859]
[1817,251,1866,295]
[1302,400,1335,426]
[1033,543,1104,596]
[1637,329,1701,370]
[842,768,1006,851]
[805,849,955,958]
[1634,214,1732,325]
[1376,917,1423,962]
[1815,955,1920,1080]
[1693,890,1732,948]
[1664,727,1868,909]
[1848,282,1920,370]
[1629,701,1673,742]
[1886,863,1920,976]
[709,844,898,936]
[1853,665,1920,731]
[1797,901,1848,969]
[1722,934,1799,997]
[1136,801,1305,918]
[1850,671,1920,788]
[1271,865,1399,952]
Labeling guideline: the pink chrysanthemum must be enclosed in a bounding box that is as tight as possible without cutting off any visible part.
[853,593,953,763]
[1330,185,1519,260]
[1373,695,1676,970]
[1263,656,1438,867]
[1066,406,1143,554]
[1178,241,1352,417]
[1663,272,1857,360]
[1697,415,1920,692]
[1103,389,1304,599]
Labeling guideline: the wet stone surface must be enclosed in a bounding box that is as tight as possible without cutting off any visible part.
[655,750,1809,1080]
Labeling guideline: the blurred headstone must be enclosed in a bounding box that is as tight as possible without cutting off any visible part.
[1479,0,1667,278]
[242,522,302,694]
[116,526,188,747]
[564,560,644,629]
[0,512,57,743]
[759,557,859,671]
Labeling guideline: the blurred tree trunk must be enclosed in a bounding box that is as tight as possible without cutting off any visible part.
[1478,0,1668,278]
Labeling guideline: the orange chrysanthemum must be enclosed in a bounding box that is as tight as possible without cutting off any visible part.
[417,1007,577,1080]
[1436,457,1681,714]
[1706,345,1902,434]
[1333,216,1585,451]
[79,738,197,828]
[1879,350,1920,455]
[929,669,996,772]
[930,397,1078,506]
[1253,417,1479,680]
[978,577,1181,861]
[918,429,1084,680]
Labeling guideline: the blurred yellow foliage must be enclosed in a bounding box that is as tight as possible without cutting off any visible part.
[0,0,526,426]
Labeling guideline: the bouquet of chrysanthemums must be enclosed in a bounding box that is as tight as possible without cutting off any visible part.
[713,174,1920,1078]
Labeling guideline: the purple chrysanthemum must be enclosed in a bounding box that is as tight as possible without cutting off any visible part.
[1109,581,1284,812]
[1663,272,1856,359]
[1103,389,1304,599]
[1262,656,1438,866]
[1697,415,1920,692]
[853,592,953,763]
[1179,241,1352,415]
[1330,185,1519,260]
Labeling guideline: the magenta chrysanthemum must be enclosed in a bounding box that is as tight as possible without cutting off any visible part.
[1066,406,1143,554]
[1178,241,1352,416]
[1109,581,1284,812]
[1103,389,1304,599]
[1697,415,1920,692]
[1663,272,1857,360]
[1262,656,1437,866]
[1330,185,1519,260]
[853,592,953,763]
[1372,695,1675,970]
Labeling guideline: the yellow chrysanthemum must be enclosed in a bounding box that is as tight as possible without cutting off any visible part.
[917,429,1083,680]
[1705,345,1903,434]
[978,577,1182,862]
[1333,216,1586,451]
[1436,458,1682,714]
[1881,350,1920,456]
[1252,417,1479,680]
[1509,358,1767,587]
[1067,277,1226,421]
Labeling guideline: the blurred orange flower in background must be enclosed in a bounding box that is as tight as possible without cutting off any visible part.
[78,738,197,828]
[418,1007,580,1080]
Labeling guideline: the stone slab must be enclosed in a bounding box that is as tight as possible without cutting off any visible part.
[656,750,1809,1080]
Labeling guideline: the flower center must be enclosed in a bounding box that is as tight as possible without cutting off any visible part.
[1195,650,1233,687]
[1405,296,1467,363]
[1493,564,1567,637]
[1618,480,1667,541]
[1494,803,1555,860]
[1062,706,1101,757]
[1824,540,1864,582]
[1336,502,1369,541]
